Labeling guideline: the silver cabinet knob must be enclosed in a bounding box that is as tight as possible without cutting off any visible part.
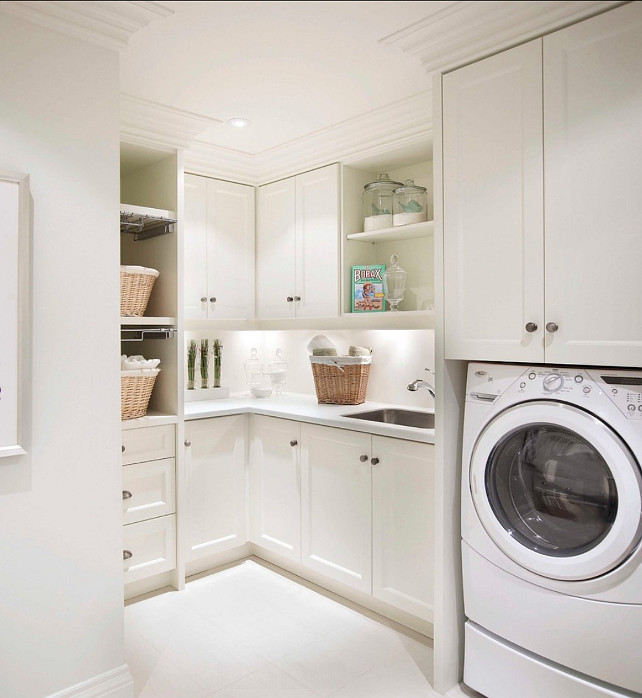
[294,296,301,302]
[121,445,125,453]
[122,490,133,500]
[209,297,216,303]
[360,455,368,462]
[546,322,559,333]
[371,457,380,465]
[286,296,294,302]
[525,322,538,333]
[123,550,133,560]
[200,297,207,303]
[290,440,298,447]
[184,440,191,447]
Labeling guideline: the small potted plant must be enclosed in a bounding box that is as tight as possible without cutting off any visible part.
[213,339,222,388]
[200,339,209,389]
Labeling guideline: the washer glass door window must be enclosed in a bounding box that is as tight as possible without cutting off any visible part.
[487,424,617,557]
[471,401,642,581]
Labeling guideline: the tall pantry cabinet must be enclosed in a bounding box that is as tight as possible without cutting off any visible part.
[443,2,642,367]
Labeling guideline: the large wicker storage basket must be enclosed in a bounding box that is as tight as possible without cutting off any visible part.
[310,356,372,405]
[120,266,159,317]
[121,369,159,420]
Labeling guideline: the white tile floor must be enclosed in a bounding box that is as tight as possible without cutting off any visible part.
[124,558,442,698]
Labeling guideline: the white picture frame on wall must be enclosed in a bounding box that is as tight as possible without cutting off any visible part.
[0,171,30,458]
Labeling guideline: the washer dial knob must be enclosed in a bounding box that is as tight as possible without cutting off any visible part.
[543,373,564,392]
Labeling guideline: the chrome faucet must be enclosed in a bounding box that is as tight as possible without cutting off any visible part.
[407,368,436,399]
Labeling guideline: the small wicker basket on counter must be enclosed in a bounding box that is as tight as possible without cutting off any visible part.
[120,265,159,317]
[121,369,160,420]
[309,356,371,405]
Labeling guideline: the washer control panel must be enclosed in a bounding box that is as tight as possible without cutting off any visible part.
[588,370,642,420]
[517,367,592,399]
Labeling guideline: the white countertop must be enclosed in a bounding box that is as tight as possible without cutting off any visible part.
[184,392,435,444]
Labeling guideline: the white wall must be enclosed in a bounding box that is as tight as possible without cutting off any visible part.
[184,329,435,408]
[0,16,128,698]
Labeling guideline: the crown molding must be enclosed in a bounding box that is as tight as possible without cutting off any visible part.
[0,1,172,51]
[180,90,432,186]
[253,90,432,184]
[380,0,625,74]
[121,94,224,152]
[184,141,257,186]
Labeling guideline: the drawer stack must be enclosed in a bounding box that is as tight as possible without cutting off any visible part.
[121,424,176,584]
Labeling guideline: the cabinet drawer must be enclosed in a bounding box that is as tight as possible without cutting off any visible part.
[122,424,175,465]
[123,515,176,584]
[122,458,175,525]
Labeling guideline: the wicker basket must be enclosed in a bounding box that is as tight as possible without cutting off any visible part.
[120,266,159,317]
[310,356,372,405]
[121,370,159,420]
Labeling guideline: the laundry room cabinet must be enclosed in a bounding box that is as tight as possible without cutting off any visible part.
[183,416,247,567]
[183,174,255,320]
[442,2,642,367]
[256,163,340,319]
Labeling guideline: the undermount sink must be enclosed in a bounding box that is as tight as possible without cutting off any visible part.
[342,408,435,430]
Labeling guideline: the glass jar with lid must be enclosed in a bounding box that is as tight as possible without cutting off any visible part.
[363,173,403,232]
[392,179,428,227]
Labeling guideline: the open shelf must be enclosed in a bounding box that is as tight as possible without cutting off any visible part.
[346,220,433,243]
[121,316,176,326]
[120,204,177,240]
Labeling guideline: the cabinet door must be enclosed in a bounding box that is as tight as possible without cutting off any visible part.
[184,416,246,561]
[206,179,255,319]
[300,424,371,593]
[183,174,208,319]
[443,40,544,362]
[372,437,434,621]
[257,177,296,319]
[123,514,176,584]
[122,457,175,525]
[295,164,340,318]
[249,416,301,562]
[544,3,642,367]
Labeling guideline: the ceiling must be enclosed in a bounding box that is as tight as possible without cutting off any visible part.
[119,1,448,157]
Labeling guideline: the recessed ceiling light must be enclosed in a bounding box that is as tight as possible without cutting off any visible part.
[227,117,251,128]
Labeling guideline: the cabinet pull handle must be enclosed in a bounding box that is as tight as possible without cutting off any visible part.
[200,297,207,303]
[290,440,298,447]
[525,322,538,333]
[371,457,380,465]
[122,490,132,500]
[360,455,368,462]
[123,550,133,560]
[546,322,559,333]
[121,445,125,453]
[294,296,301,302]
[210,297,216,303]
[184,440,191,447]
[286,296,294,302]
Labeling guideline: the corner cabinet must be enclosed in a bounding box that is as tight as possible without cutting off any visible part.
[443,2,642,367]
[256,163,340,319]
[184,174,255,320]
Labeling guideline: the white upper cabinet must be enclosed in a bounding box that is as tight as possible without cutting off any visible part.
[184,174,255,320]
[543,3,642,366]
[443,3,642,367]
[257,163,340,319]
[443,39,544,363]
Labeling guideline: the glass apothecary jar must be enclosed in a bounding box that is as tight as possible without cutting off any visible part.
[363,173,403,232]
[393,179,428,226]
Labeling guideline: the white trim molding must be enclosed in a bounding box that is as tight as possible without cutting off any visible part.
[182,90,432,186]
[380,0,625,74]
[46,664,133,698]
[0,1,173,51]
[121,94,224,152]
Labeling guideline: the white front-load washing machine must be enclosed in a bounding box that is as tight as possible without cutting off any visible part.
[461,363,642,698]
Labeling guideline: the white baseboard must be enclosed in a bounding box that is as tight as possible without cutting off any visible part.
[47,665,133,698]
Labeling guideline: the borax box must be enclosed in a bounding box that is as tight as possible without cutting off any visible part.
[352,264,386,313]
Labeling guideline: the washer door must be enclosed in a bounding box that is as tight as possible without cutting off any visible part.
[470,401,642,580]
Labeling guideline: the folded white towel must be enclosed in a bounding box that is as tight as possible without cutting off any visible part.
[120,265,160,277]
[121,368,160,378]
[121,355,161,370]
